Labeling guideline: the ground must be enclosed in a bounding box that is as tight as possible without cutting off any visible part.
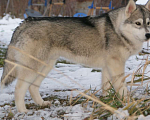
[0,14,150,120]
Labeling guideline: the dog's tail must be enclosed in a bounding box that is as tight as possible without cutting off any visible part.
[1,59,17,89]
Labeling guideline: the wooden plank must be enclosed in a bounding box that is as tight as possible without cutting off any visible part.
[53,3,64,5]
[5,0,10,14]
[96,7,110,10]
[49,4,53,17]
[32,4,45,6]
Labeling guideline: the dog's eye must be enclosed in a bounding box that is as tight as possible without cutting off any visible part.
[135,22,141,26]
[147,22,150,26]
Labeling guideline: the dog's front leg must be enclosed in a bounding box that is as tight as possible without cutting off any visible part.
[102,66,112,96]
[107,59,128,97]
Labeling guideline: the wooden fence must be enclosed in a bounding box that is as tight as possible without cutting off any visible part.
[0,0,130,18]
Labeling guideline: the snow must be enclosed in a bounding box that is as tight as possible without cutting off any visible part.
[0,14,22,46]
[0,12,150,119]
[136,0,148,5]
[138,115,150,120]
[107,108,129,120]
[64,104,92,120]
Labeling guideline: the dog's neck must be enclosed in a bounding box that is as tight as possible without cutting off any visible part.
[109,8,143,54]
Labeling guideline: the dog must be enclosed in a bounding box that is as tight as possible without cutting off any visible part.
[1,0,150,112]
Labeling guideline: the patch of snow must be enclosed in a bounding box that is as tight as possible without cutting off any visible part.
[0,14,23,45]
[136,0,148,5]
[0,93,14,105]
[64,104,92,120]
[107,108,129,120]
[138,115,150,120]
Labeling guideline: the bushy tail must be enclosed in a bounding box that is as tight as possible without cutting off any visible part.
[1,61,17,89]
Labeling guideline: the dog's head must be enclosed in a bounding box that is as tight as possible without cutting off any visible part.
[121,0,150,42]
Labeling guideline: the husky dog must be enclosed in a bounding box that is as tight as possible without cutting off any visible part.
[1,0,150,112]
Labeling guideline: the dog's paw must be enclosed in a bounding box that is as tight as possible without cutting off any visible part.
[42,101,51,106]
[18,108,29,113]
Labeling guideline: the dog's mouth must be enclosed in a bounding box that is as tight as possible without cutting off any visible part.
[145,33,150,41]
[135,36,147,42]
[145,38,150,41]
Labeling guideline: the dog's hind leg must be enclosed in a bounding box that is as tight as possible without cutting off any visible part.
[29,60,56,106]
[15,70,38,113]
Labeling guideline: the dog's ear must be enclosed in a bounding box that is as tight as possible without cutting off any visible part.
[146,0,150,11]
[125,0,136,18]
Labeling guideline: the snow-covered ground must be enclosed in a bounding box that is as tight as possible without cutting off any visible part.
[0,13,150,119]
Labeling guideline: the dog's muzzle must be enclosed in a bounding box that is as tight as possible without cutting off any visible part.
[145,33,150,40]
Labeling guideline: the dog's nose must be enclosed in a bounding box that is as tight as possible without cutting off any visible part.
[145,33,150,40]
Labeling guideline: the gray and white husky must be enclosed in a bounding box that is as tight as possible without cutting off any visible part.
[1,0,150,112]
